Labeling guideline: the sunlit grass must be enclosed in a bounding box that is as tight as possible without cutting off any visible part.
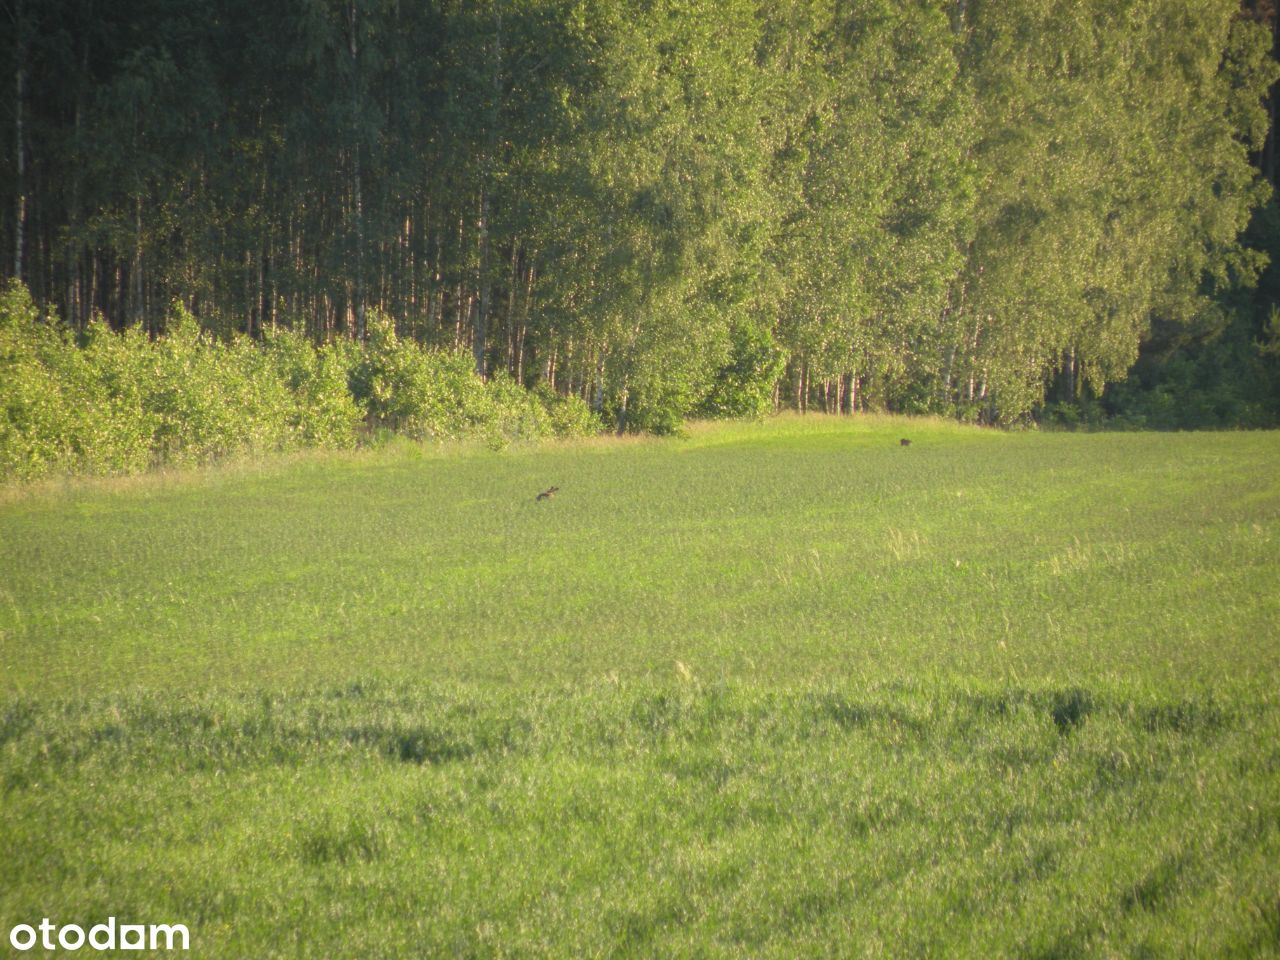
[1,416,1278,956]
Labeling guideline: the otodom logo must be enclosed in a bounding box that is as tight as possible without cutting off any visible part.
[8,918,189,952]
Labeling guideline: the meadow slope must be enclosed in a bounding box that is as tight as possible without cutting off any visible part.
[1,417,1278,957]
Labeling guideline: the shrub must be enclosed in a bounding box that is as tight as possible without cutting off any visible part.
[0,283,153,478]
[349,316,493,441]
[143,306,295,466]
[0,285,600,482]
[534,384,601,439]
[485,372,553,446]
[351,313,600,446]
[73,322,155,473]
[262,328,362,448]
[0,284,70,479]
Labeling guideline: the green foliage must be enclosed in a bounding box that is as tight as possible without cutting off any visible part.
[73,323,163,473]
[1103,321,1280,430]
[0,283,154,478]
[348,312,598,448]
[771,0,973,407]
[0,292,74,479]
[699,321,786,419]
[1100,191,1280,430]
[532,384,601,439]
[141,307,294,466]
[485,374,600,446]
[940,0,1275,423]
[4,0,1277,432]
[350,314,493,441]
[607,302,734,435]
[0,287,597,482]
[261,328,363,448]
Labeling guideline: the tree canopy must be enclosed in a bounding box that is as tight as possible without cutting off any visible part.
[2,0,1276,428]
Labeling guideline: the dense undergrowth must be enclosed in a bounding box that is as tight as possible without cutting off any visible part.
[0,282,598,482]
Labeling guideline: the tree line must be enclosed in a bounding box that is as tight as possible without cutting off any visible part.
[3,0,1278,431]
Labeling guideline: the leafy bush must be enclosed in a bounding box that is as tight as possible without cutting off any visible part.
[349,313,496,441]
[1103,332,1280,430]
[351,313,602,447]
[533,384,600,439]
[0,284,599,482]
[0,283,74,479]
[140,306,295,466]
[484,372,552,447]
[1037,397,1108,430]
[0,284,154,477]
[73,322,158,473]
[262,328,362,448]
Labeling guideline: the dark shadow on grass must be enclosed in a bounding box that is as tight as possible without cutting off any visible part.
[1047,688,1094,734]
[1120,851,1191,914]
[390,729,474,765]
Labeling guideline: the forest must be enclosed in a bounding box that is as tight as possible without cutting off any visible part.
[3,0,1280,458]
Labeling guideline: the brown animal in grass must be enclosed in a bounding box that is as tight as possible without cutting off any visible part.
[900,438,912,447]
[536,486,560,501]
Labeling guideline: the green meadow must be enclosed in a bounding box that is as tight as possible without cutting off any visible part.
[1,416,1279,957]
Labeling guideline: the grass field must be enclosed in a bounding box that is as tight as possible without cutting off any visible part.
[1,415,1278,957]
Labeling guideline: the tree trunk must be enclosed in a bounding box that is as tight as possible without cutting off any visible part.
[65,53,84,327]
[516,257,534,384]
[132,196,144,329]
[474,188,490,375]
[505,240,519,374]
[615,376,629,434]
[244,249,254,336]
[454,214,466,347]
[474,1,504,377]
[13,20,26,282]
[592,350,605,412]
[88,250,98,322]
[1261,5,1279,187]
[348,1,366,340]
